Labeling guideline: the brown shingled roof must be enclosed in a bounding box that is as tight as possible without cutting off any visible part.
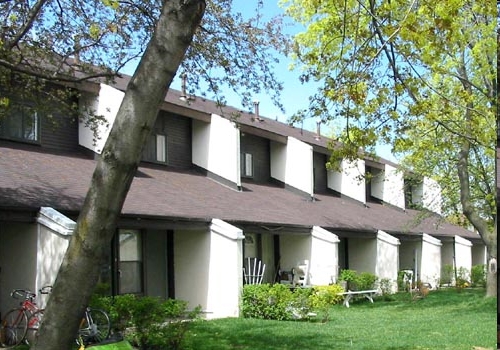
[0,141,480,242]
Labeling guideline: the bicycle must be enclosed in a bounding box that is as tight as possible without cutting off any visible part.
[0,286,110,348]
[76,306,111,347]
[0,286,50,348]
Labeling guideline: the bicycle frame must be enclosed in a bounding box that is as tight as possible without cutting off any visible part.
[79,308,96,338]
[0,288,49,347]
[2,287,110,347]
[21,299,39,320]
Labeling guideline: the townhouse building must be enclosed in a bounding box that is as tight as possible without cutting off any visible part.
[0,74,485,318]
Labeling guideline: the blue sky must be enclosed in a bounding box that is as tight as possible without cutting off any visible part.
[122,1,397,162]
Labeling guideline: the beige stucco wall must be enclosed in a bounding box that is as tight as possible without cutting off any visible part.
[174,228,210,314]
[375,231,400,290]
[270,137,313,196]
[471,244,487,266]
[327,159,366,204]
[310,227,339,285]
[79,83,124,154]
[419,234,442,289]
[174,219,243,319]
[348,237,377,274]
[0,223,38,316]
[192,115,240,186]
[279,234,311,276]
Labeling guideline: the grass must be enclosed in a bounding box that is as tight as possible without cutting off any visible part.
[8,288,497,350]
[183,288,496,350]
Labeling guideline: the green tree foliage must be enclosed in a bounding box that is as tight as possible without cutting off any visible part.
[281,0,496,295]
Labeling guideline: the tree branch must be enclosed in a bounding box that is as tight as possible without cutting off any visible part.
[7,0,48,49]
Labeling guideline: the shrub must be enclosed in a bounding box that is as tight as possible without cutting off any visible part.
[356,272,378,291]
[241,283,296,320]
[471,264,486,287]
[93,294,200,350]
[138,303,202,350]
[309,284,344,322]
[378,278,394,300]
[287,287,314,320]
[242,284,345,321]
[441,264,454,285]
[90,294,136,333]
[397,271,408,291]
[455,267,471,290]
[339,269,358,290]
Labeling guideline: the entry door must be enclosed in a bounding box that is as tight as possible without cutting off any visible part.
[117,229,144,295]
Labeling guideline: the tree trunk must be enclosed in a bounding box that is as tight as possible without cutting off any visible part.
[31,1,205,349]
[457,136,497,297]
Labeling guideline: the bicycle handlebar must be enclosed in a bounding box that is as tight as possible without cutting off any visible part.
[11,285,52,300]
[11,289,36,301]
[39,285,53,294]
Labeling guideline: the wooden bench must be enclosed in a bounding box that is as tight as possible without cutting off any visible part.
[337,290,378,308]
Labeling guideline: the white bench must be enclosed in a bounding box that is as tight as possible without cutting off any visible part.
[337,290,378,308]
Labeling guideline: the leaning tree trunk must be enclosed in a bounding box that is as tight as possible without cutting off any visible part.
[457,132,497,297]
[32,1,205,349]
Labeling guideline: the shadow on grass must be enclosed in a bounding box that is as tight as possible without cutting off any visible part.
[186,318,357,350]
[375,288,495,313]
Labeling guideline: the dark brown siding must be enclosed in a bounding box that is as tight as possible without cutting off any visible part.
[240,133,270,183]
[156,111,192,168]
[40,112,79,151]
[0,86,80,151]
[313,152,327,192]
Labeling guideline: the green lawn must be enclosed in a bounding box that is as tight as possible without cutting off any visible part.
[184,288,496,350]
[8,288,497,350]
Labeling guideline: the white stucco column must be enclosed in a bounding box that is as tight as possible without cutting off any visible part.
[376,230,400,292]
[205,219,244,319]
[310,226,339,285]
[419,233,442,289]
[36,207,75,306]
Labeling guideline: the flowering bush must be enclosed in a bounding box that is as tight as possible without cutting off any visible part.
[308,285,345,322]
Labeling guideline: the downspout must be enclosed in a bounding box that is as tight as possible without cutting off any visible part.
[453,237,458,285]
[414,248,418,285]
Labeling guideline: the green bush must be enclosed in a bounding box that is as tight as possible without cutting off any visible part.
[339,269,358,290]
[441,264,454,285]
[455,267,471,290]
[339,270,377,291]
[471,264,486,287]
[356,272,378,291]
[241,284,296,320]
[287,287,314,320]
[309,284,344,322]
[378,278,395,300]
[93,294,201,350]
[397,271,407,291]
[339,269,357,282]
[241,283,345,322]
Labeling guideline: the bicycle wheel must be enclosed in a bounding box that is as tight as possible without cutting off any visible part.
[25,309,44,346]
[0,308,28,348]
[77,308,110,345]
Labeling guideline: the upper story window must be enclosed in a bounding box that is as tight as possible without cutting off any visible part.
[404,177,423,209]
[142,134,167,164]
[0,104,40,143]
[241,152,253,178]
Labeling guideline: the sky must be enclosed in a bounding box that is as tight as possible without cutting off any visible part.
[122,1,398,162]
